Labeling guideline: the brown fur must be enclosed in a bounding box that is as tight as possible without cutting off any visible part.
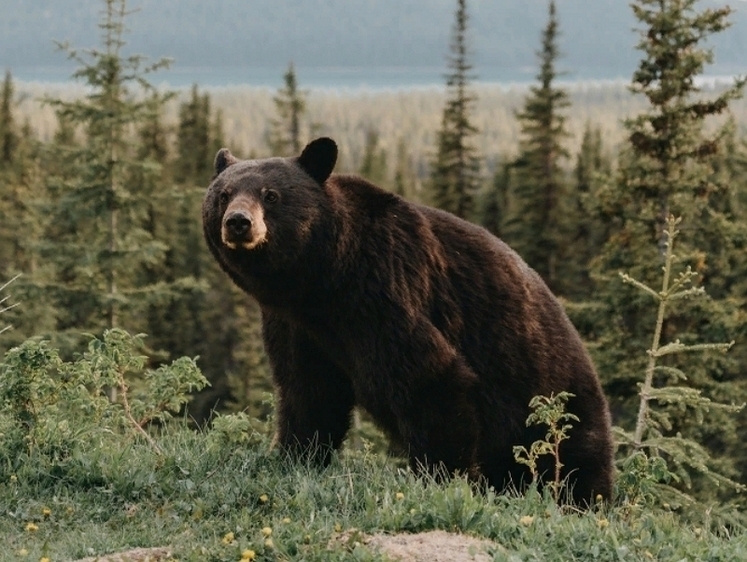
[202,138,614,504]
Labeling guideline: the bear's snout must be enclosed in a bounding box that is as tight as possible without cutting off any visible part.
[225,212,252,238]
[220,197,268,250]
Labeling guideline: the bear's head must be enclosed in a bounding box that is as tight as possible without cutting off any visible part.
[202,138,338,283]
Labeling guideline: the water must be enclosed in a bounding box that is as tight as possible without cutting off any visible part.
[11,64,634,92]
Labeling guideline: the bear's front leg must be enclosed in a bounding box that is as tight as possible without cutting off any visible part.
[263,313,355,465]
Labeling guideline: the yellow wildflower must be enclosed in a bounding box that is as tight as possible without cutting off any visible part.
[264,538,274,548]
[17,549,28,557]
[519,515,534,526]
[261,526,272,537]
[259,494,269,504]
[395,492,405,500]
[222,531,235,545]
[282,517,291,524]
[42,507,52,518]
[597,518,609,529]
[25,522,39,532]
[241,549,256,561]
[40,558,51,562]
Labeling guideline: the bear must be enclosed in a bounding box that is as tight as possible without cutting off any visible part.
[202,137,614,504]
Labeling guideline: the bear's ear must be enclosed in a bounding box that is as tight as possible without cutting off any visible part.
[214,148,238,177]
[297,137,337,184]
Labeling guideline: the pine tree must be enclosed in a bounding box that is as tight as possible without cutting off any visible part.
[0,70,18,168]
[587,0,747,500]
[175,85,213,186]
[504,0,570,294]
[480,159,512,238]
[430,0,481,220]
[359,128,388,186]
[267,62,307,156]
[392,137,415,199]
[42,0,174,343]
[565,122,612,299]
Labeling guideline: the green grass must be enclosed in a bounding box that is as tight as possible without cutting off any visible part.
[2,424,746,562]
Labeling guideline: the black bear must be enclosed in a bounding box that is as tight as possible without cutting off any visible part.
[202,137,614,504]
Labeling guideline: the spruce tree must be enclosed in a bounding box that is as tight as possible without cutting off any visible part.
[480,159,512,238]
[268,62,307,156]
[430,0,481,220]
[504,0,570,294]
[565,122,612,299]
[359,128,388,186]
[588,0,747,500]
[174,85,213,186]
[42,0,174,343]
[0,70,18,168]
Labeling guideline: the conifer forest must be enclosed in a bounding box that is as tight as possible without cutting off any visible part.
[4,0,747,536]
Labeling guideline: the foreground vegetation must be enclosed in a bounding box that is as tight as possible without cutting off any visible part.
[2,417,746,561]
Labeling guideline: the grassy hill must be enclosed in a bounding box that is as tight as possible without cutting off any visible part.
[3,425,747,561]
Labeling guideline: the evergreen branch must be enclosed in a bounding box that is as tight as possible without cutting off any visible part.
[653,340,734,357]
[619,272,660,300]
[652,365,687,382]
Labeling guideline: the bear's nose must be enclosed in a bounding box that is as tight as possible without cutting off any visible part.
[225,212,252,238]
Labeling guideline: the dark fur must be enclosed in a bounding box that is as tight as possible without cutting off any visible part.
[203,138,614,504]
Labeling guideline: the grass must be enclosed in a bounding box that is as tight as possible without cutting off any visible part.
[2,423,746,562]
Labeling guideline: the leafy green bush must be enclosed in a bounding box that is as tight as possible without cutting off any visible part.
[0,328,207,477]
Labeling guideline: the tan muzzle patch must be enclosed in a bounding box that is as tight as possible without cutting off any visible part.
[221,195,268,249]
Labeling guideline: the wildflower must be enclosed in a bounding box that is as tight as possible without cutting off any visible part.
[222,532,235,545]
[334,523,342,532]
[17,549,28,557]
[395,492,405,500]
[264,538,274,549]
[261,526,272,537]
[259,494,269,504]
[241,549,256,561]
[40,558,51,562]
[597,518,609,529]
[10,474,17,482]
[519,515,534,526]
[42,507,52,518]
[25,522,39,532]
[282,517,291,524]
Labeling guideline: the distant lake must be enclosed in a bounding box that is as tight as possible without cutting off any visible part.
[11,64,635,91]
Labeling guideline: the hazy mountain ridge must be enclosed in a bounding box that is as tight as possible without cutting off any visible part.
[1,0,745,82]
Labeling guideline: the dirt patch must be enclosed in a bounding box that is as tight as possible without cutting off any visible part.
[72,547,172,562]
[334,529,501,562]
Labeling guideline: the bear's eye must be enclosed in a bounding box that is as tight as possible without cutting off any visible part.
[218,192,229,205]
[263,190,279,204]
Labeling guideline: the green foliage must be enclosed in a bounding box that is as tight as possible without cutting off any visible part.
[0,329,207,471]
[429,0,481,220]
[358,128,388,186]
[267,62,308,156]
[503,0,572,294]
[513,392,579,502]
[39,0,177,343]
[583,0,747,503]
[614,216,744,512]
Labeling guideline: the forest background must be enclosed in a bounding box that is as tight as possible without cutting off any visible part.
[3,0,747,524]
